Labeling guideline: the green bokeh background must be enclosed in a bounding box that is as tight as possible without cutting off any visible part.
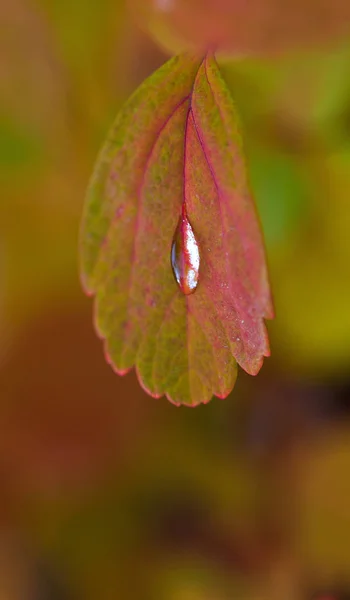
[1,1,350,598]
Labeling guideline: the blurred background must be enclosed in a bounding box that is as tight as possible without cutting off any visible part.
[1,1,350,598]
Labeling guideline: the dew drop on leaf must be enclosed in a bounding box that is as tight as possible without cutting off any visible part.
[171,205,200,295]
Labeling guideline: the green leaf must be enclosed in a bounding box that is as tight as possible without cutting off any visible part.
[80,53,273,406]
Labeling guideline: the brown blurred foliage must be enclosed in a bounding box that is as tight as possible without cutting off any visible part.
[1,0,350,598]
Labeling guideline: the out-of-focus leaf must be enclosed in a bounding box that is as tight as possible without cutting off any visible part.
[80,53,273,406]
[248,146,306,247]
[39,0,127,136]
[269,149,350,375]
[218,43,350,156]
[129,0,350,57]
[0,0,68,154]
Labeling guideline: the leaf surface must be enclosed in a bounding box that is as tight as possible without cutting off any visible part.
[80,53,273,406]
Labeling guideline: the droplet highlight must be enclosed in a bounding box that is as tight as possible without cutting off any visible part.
[171,206,200,295]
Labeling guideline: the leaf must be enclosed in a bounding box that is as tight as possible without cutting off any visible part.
[80,52,273,406]
[130,0,350,56]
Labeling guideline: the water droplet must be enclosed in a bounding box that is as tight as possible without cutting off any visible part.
[171,206,200,295]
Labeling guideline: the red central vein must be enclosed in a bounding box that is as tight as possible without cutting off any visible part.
[181,58,206,394]
[131,94,190,276]
[130,93,190,283]
[183,104,192,392]
[134,56,206,395]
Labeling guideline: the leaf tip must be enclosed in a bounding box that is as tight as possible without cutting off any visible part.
[135,365,164,400]
[244,355,266,377]
[79,268,94,298]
